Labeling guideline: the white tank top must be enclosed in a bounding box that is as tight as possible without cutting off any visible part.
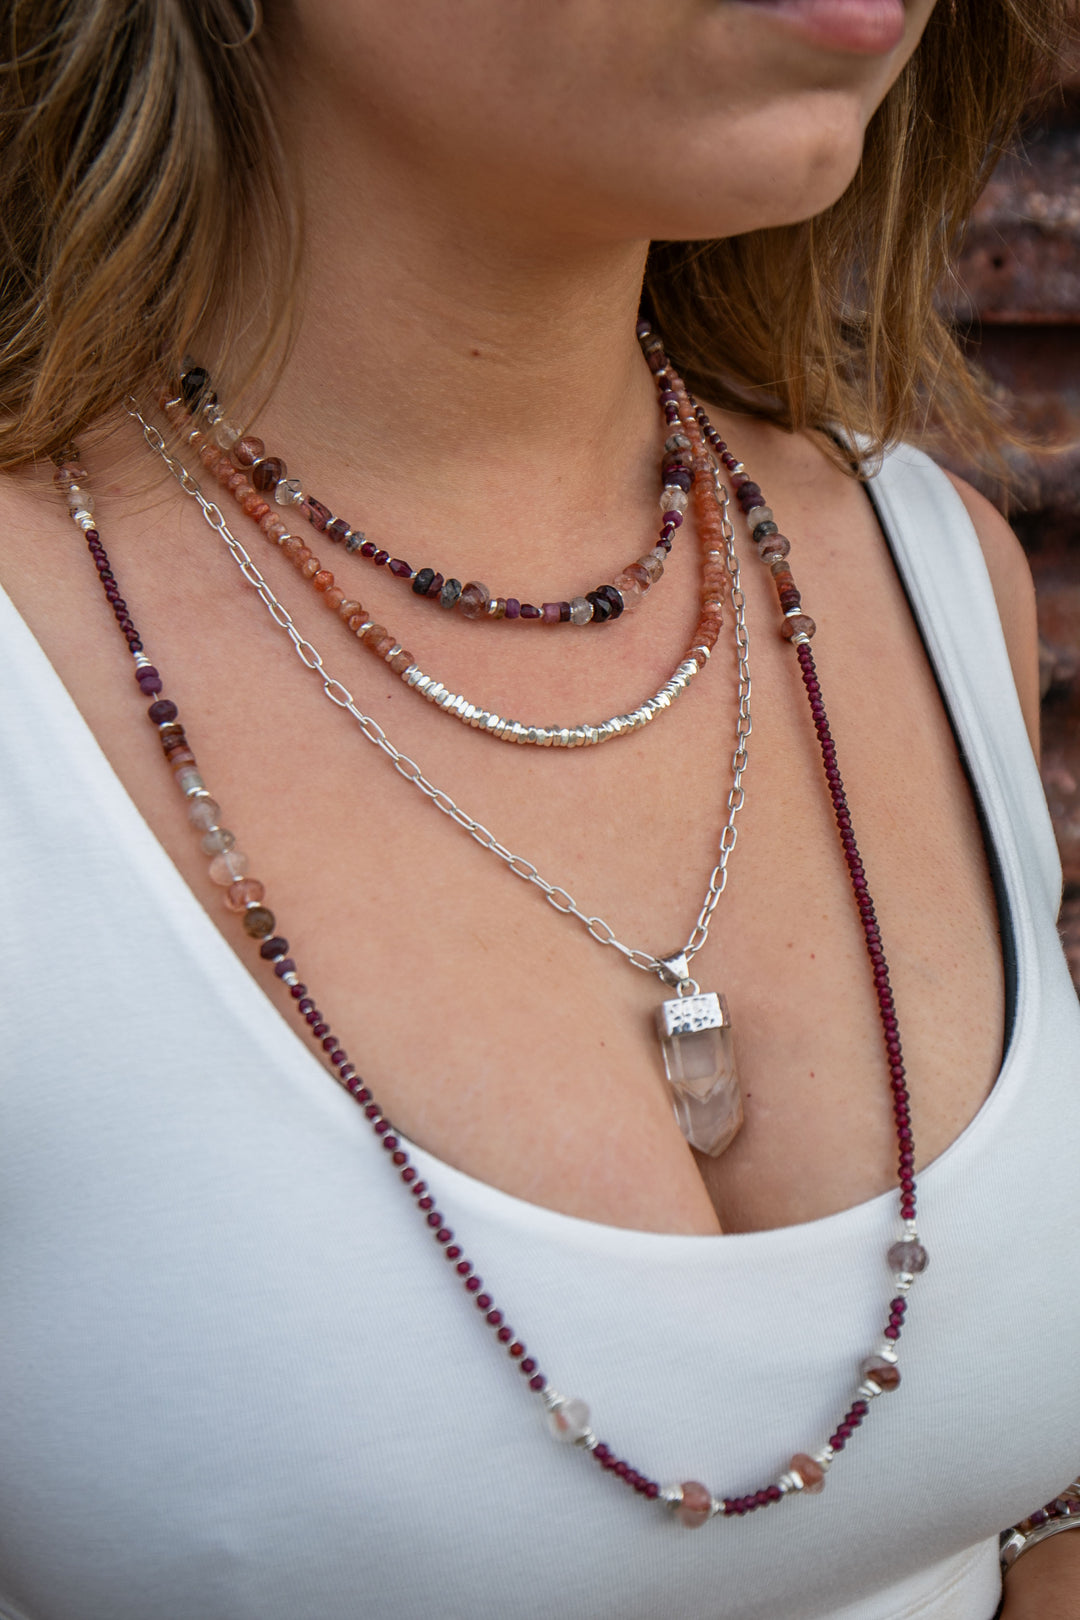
[1,445,1077,1620]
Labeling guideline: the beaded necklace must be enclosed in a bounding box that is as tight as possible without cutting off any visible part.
[175,350,690,629]
[157,343,729,749]
[58,323,927,1525]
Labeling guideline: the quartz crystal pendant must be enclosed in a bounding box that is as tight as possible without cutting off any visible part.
[655,990,742,1157]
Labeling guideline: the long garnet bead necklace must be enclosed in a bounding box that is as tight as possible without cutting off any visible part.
[56,331,927,1524]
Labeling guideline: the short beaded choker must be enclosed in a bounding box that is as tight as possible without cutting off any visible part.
[174,346,690,629]
[157,343,730,749]
[58,322,927,1525]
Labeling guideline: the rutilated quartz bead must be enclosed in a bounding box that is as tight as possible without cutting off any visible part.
[860,1356,901,1392]
[789,1454,826,1493]
[225,878,265,912]
[458,581,490,620]
[676,1481,713,1528]
[242,905,276,939]
[209,849,249,884]
[188,797,221,830]
[781,613,816,641]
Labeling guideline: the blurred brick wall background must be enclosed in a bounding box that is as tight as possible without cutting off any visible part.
[944,61,1080,987]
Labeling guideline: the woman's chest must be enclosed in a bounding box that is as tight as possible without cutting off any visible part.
[1,464,1007,1237]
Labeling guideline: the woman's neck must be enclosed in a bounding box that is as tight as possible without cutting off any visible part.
[235,100,666,582]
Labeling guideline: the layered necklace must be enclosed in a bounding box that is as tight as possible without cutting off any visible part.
[57,321,926,1526]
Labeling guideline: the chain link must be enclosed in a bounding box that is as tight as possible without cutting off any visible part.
[126,399,750,984]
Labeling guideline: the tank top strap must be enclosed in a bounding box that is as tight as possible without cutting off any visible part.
[862,442,1062,925]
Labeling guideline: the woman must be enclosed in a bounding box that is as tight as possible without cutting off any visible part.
[0,1,1077,1615]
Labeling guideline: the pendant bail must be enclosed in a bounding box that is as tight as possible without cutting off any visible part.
[658,951,693,990]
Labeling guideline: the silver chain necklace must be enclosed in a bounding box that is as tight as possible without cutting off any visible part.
[128,398,752,1154]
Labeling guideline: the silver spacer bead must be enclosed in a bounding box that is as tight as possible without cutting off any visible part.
[659,1484,685,1508]
[814,1446,835,1471]
[281,971,299,987]
[133,652,153,670]
[857,1380,884,1401]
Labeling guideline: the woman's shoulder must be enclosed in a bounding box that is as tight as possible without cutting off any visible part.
[939,468,1041,753]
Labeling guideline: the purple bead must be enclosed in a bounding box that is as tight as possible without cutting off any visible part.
[360,541,377,559]
[138,673,163,695]
[373,550,389,567]
[520,603,541,619]
[541,603,562,624]
[273,957,296,977]
[259,936,289,960]
[327,518,350,543]
[504,598,520,619]
[307,498,332,532]
[147,699,178,725]
[388,558,413,578]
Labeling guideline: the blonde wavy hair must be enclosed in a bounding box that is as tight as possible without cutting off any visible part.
[0,0,1071,472]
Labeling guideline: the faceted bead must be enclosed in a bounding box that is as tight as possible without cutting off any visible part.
[659,488,689,514]
[312,570,335,591]
[213,420,240,450]
[180,366,210,406]
[612,572,644,608]
[860,1356,901,1392]
[622,563,652,589]
[412,567,436,596]
[252,456,285,492]
[201,827,236,854]
[637,553,664,583]
[225,878,265,913]
[789,1454,825,1494]
[275,476,303,506]
[307,498,332,532]
[458,581,490,620]
[781,613,816,641]
[388,649,413,674]
[388,558,413,578]
[242,905,276,939]
[760,536,791,562]
[746,504,774,528]
[594,586,624,619]
[209,849,249,884]
[148,699,179,725]
[370,633,396,659]
[546,1397,591,1444]
[676,1481,713,1528]
[440,578,463,610]
[233,435,265,467]
[187,797,221,830]
[888,1239,928,1274]
[569,596,593,625]
[586,591,612,623]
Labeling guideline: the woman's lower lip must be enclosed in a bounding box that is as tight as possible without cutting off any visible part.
[727,0,907,56]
